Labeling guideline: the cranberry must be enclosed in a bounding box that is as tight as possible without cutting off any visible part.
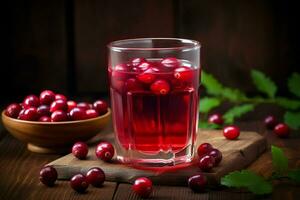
[111,79,125,92]
[198,155,215,172]
[161,57,180,68]
[188,174,207,193]
[93,100,108,115]
[197,143,213,158]
[67,101,77,112]
[150,79,170,95]
[208,148,222,166]
[37,105,50,116]
[137,69,156,84]
[274,123,290,138]
[70,174,89,193]
[95,142,114,162]
[55,94,67,101]
[23,95,40,108]
[69,107,87,121]
[86,109,99,119]
[223,125,240,140]
[132,177,153,198]
[125,78,144,92]
[5,103,22,118]
[72,142,88,159]
[86,167,105,187]
[131,58,146,67]
[208,113,224,125]
[77,102,92,110]
[51,110,68,122]
[39,166,57,187]
[39,90,55,105]
[174,66,193,81]
[134,62,153,72]
[50,99,68,112]
[39,116,51,122]
[18,107,39,121]
[264,115,278,129]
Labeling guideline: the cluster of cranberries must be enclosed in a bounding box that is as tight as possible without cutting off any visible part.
[264,115,290,138]
[110,57,195,95]
[4,90,108,122]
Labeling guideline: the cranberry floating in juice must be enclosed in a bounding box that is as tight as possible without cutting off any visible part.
[108,38,200,166]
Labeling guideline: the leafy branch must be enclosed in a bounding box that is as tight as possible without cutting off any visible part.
[221,145,300,195]
[199,70,300,129]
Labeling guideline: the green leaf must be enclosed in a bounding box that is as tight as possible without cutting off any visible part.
[251,70,277,98]
[199,97,221,113]
[288,73,300,97]
[276,97,300,110]
[221,170,272,195]
[284,111,300,129]
[221,87,246,101]
[223,104,255,124]
[288,169,300,183]
[198,121,221,129]
[201,71,224,96]
[271,146,288,174]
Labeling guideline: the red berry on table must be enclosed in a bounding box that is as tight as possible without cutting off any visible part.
[137,68,156,84]
[18,107,39,121]
[86,167,105,187]
[37,105,50,116]
[132,177,153,198]
[55,94,67,101]
[125,78,144,92]
[39,166,57,187]
[223,125,240,140]
[208,113,224,125]
[72,142,89,159]
[39,90,55,105]
[77,102,92,110]
[86,109,99,119]
[198,155,215,172]
[131,57,146,67]
[70,174,89,193]
[39,116,51,122]
[95,142,114,162]
[93,100,108,115]
[51,110,69,122]
[274,123,290,138]
[150,79,170,95]
[5,103,22,118]
[174,66,193,81]
[197,143,213,158]
[67,100,77,112]
[50,99,68,112]
[208,148,222,166]
[23,95,40,108]
[69,107,87,121]
[161,57,180,68]
[188,174,207,193]
[264,115,278,129]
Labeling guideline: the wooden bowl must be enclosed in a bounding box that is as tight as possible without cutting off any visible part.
[1,109,111,154]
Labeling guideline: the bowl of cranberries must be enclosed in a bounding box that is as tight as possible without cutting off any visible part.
[1,90,111,153]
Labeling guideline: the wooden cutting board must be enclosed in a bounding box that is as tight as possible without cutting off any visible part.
[48,130,266,185]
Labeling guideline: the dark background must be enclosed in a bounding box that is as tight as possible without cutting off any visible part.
[1,0,299,105]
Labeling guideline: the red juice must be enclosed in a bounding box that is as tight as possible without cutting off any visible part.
[109,58,199,161]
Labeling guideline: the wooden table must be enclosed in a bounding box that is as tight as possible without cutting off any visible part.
[0,121,299,200]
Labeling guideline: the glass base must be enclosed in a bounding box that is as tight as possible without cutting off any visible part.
[116,144,194,167]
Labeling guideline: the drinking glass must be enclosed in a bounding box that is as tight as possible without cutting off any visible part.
[108,38,200,166]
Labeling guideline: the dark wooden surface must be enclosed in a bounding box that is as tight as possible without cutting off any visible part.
[1,121,300,200]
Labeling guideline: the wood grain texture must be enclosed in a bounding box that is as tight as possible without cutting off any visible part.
[48,130,266,185]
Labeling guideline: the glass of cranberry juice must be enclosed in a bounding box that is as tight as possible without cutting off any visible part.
[108,38,200,166]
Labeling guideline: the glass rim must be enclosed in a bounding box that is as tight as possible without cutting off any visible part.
[107,38,201,51]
